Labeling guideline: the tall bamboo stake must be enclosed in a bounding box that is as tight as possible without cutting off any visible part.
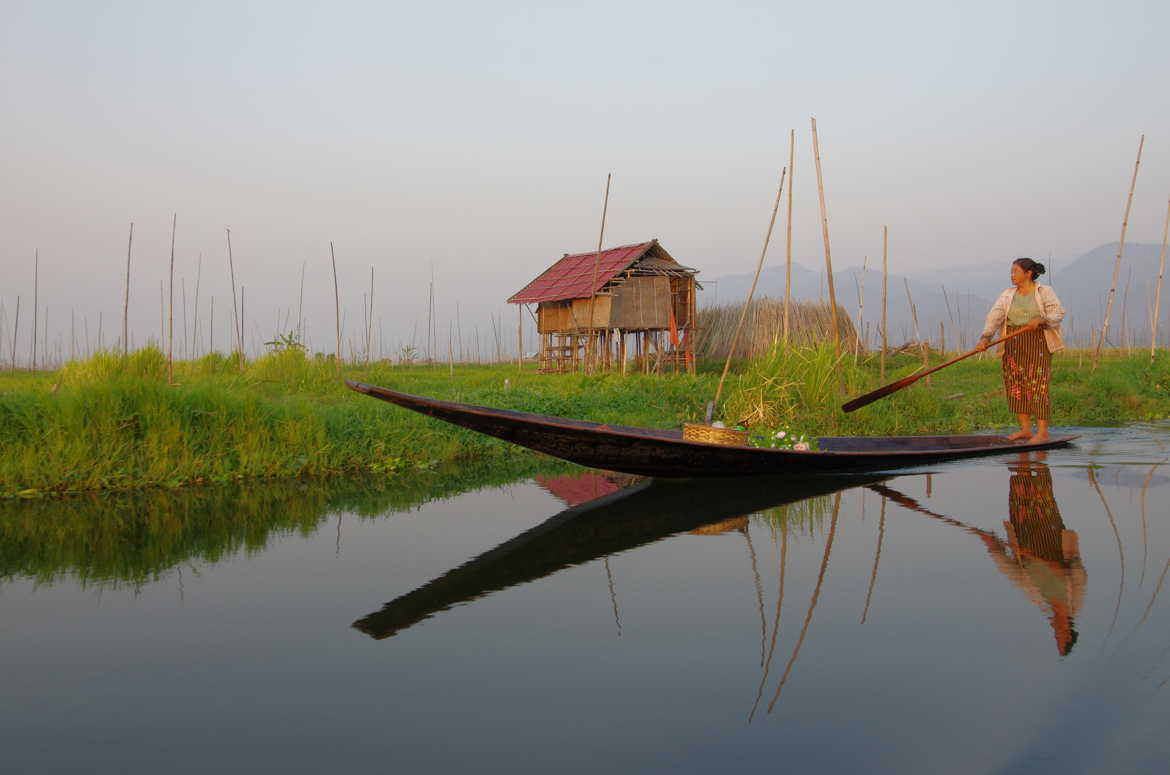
[240,287,246,359]
[810,118,841,358]
[881,226,888,382]
[11,296,20,370]
[331,241,341,376]
[367,266,375,365]
[427,265,435,361]
[857,255,867,356]
[784,128,795,345]
[226,227,241,359]
[167,213,176,383]
[516,303,522,371]
[182,278,190,359]
[123,222,133,355]
[209,296,215,354]
[1151,197,1170,361]
[192,253,202,357]
[31,250,38,370]
[713,167,786,412]
[587,173,613,374]
[905,279,929,386]
[297,260,306,343]
[1095,134,1144,368]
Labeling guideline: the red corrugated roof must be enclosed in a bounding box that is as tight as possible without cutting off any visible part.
[508,241,655,304]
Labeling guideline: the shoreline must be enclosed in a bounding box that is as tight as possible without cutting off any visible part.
[2,347,1167,499]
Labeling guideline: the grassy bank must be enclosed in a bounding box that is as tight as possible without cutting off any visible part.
[2,345,1168,498]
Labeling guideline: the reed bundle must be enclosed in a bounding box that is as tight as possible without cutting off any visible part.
[694,299,857,362]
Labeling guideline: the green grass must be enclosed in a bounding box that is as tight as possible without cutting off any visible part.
[2,345,1168,497]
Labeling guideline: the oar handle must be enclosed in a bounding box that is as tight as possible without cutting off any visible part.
[841,326,1035,412]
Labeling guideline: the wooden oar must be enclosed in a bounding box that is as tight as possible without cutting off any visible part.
[842,327,1031,413]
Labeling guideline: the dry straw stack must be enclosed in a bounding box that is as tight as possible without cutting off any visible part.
[694,299,858,362]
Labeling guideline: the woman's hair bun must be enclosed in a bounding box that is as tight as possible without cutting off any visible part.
[1013,257,1046,278]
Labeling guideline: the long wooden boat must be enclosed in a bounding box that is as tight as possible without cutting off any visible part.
[354,470,886,639]
[345,380,1078,478]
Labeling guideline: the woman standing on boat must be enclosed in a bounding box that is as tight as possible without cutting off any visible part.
[975,258,1065,443]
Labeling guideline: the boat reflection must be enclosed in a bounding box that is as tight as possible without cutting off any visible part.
[352,471,886,640]
[871,451,1086,656]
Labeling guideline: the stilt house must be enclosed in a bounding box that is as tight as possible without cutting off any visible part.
[507,240,699,374]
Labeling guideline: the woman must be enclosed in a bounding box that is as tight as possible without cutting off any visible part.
[975,258,1065,443]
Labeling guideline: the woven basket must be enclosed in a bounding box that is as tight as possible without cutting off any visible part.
[682,422,749,446]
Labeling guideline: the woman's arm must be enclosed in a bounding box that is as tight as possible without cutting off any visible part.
[1039,286,1065,328]
[976,289,1012,349]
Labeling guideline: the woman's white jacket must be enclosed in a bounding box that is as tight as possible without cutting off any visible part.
[980,285,1066,354]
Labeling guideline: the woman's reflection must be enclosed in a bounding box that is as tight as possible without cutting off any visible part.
[983,451,1086,655]
[871,452,1086,656]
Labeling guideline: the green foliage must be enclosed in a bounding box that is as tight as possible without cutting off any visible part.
[263,330,307,353]
[1,346,1168,497]
[59,346,167,384]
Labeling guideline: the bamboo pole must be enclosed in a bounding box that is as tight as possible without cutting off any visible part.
[881,226,888,383]
[810,118,841,358]
[1095,134,1144,368]
[856,255,867,357]
[11,295,19,369]
[167,213,176,383]
[192,253,202,357]
[1152,197,1170,361]
[123,222,133,355]
[31,250,38,370]
[367,266,374,365]
[713,166,786,413]
[297,260,306,343]
[331,241,341,376]
[784,128,795,345]
[587,173,612,374]
[226,228,240,359]
[517,303,522,371]
[905,279,929,387]
[181,277,188,361]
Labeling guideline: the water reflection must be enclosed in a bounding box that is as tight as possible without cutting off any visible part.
[7,425,1170,772]
[0,460,565,587]
[353,471,883,639]
[871,453,1085,656]
[1000,454,1086,655]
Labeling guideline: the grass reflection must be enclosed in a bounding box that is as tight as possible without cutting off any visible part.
[0,458,569,588]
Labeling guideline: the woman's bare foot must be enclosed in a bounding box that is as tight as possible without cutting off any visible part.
[1028,432,1050,444]
[1007,430,1031,441]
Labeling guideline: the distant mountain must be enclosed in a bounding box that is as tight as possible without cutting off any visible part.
[699,243,1170,349]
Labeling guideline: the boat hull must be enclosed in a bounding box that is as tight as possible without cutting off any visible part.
[345,380,1078,478]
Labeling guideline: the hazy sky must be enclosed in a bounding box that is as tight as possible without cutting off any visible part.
[2,0,1169,361]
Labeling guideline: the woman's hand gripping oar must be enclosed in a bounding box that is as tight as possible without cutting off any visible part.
[841,326,1032,413]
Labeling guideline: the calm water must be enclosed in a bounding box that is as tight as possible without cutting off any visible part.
[3,425,1170,773]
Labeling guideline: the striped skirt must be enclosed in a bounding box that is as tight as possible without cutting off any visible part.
[1002,325,1052,420]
